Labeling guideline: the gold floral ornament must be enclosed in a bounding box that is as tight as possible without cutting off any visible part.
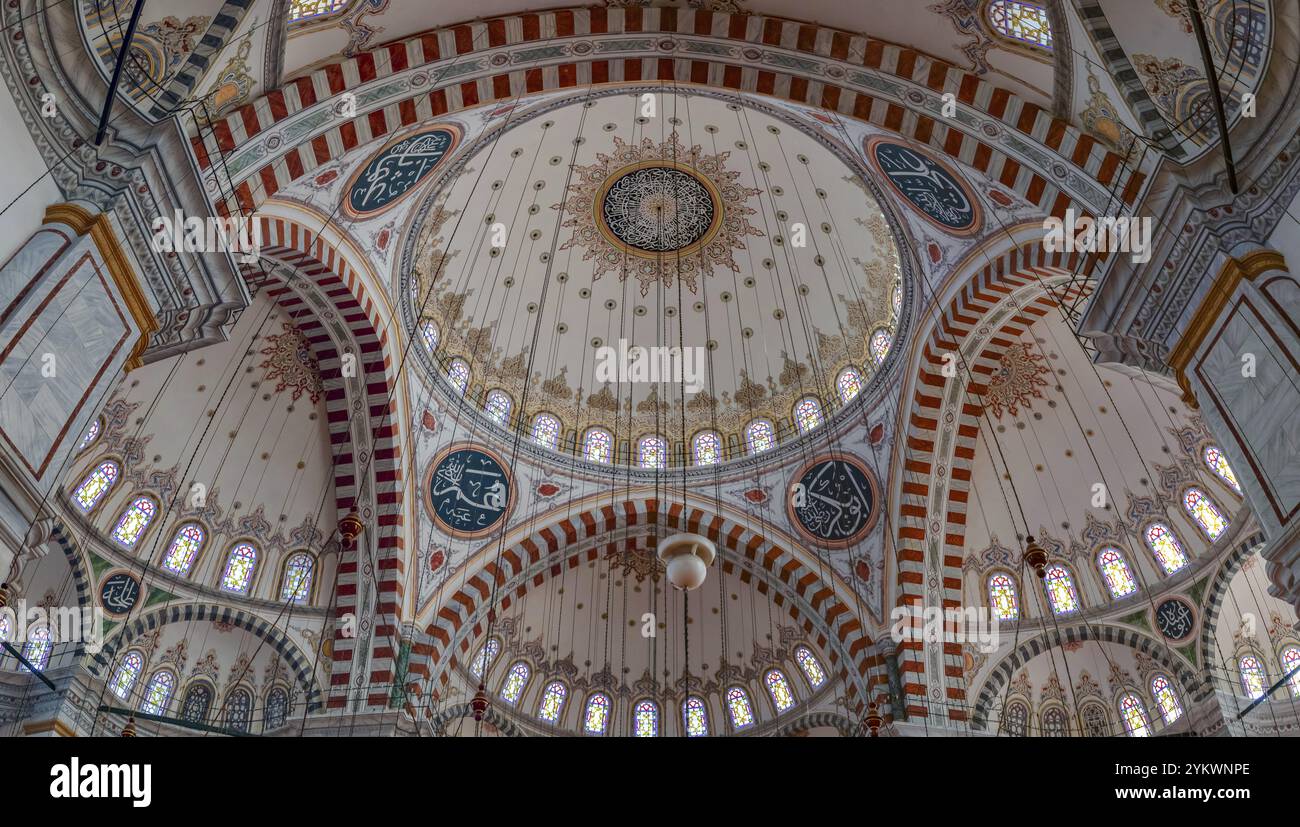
[259,322,325,403]
[554,132,762,295]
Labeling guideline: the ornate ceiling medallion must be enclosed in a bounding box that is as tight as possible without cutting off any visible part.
[555,132,762,295]
[864,136,982,236]
[344,124,461,219]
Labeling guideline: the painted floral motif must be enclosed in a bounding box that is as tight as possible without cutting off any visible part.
[983,342,1051,418]
[259,322,324,403]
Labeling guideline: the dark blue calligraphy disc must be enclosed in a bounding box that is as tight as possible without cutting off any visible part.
[868,138,980,235]
[425,445,513,539]
[1154,598,1195,641]
[788,455,880,548]
[345,125,459,217]
[99,571,142,616]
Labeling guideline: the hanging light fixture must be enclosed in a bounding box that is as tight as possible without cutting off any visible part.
[338,510,365,551]
[1023,535,1048,579]
[863,701,883,737]
[121,716,137,737]
[656,533,717,591]
[471,683,490,722]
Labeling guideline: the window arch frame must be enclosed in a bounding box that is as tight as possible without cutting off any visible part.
[724,685,756,730]
[1142,520,1189,575]
[1238,652,1267,699]
[468,638,502,680]
[445,357,471,394]
[418,318,440,353]
[836,366,864,404]
[1117,692,1152,737]
[1181,486,1230,542]
[139,668,178,715]
[110,494,160,548]
[499,660,531,705]
[637,434,667,469]
[530,412,561,450]
[1201,443,1243,496]
[1149,673,1183,725]
[1280,645,1300,698]
[763,668,797,713]
[159,521,207,578]
[483,389,513,426]
[794,645,826,689]
[278,550,316,604]
[76,416,103,453]
[634,698,660,737]
[218,540,260,596]
[582,691,612,735]
[744,418,777,455]
[263,683,292,732]
[868,326,893,366]
[986,569,1021,621]
[1039,703,1070,737]
[980,0,1055,58]
[1002,699,1030,736]
[582,427,614,464]
[178,679,215,726]
[71,458,120,513]
[1095,545,1138,599]
[109,649,146,701]
[792,396,824,434]
[223,684,255,734]
[288,0,357,28]
[20,625,52,673]
[682,695,710,737]
[537,680,569,725]
[1080,701,1111,737]
[1042,562,1081,615]
[691,430,723,466]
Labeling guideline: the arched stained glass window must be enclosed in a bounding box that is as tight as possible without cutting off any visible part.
[1003,701,1028,736]
[532,413,560,449]
[726,686,755,729]
[73,461,118,512]
[111,496,157,547]
[1043,564,1079,615]
[1118,693,1151,737]
[226,687,253,733]
[538,681,567,723]
[180,684,212,725]
[484,390,512,425]
[745,419,775,455]
[682,696,709,737]
[0,615,9,643]
[692,431,721,465]
[582,429,613,463]
[280,552,314,603]
[794,397,823,434]
[161,524,204,576]
[1144,522,1188,575]
[1151,674,1182,724]
[1082,703,1109,737]
[1042,706,1068,737]
[140,671,176,715]
[1282,647,1300,698]
[220,543,258,595]
[1183,488,1229,540]
[290,0,351,24]
[985,0,1053,49]
[500,662,530,704]
[987,572,1019,621]
[469,639,501,678]
[1097,547,1137,598]
[77,418,101,451]
[870,328,892,365]
[1239,655,1266,699]
[1203,445,1242,494]
[764,669,796,712]
[21,626,51,673]
[446,358,470,393]
[110,651,144,701]
[265,687,289,731]
[419,319,439,352]
[583,693,611,734]
[795,646,826,688]
[837,367,863,403]
[638,435,667,469]
[634,700,659,737]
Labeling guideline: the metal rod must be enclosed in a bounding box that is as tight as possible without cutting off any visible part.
[96,704,252,737]
[2,641,58,692]
[1189,0,1239,193]
[93,0,147,146]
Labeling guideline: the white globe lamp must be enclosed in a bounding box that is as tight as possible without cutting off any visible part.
[656,533,717,591]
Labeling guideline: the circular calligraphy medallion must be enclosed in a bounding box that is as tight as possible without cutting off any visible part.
[99,571,142,617]
[344,124,462,218]
[787,454,882,549]
[865,137,982,236]
[1153,597,1197,641]
[423,443,515,540]
[595,161,724,258]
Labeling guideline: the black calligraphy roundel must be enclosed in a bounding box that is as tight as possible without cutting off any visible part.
[1154,598,1196,641]
[424,444,514,539]
[787,455,881,549]
[866,137,981,236]
[599,165,720,254]
[99,571,142,617]
[344,125,460,218]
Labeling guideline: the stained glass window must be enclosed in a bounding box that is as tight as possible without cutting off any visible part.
[870,328,892,365]
[0,615,8,643]
[794,397,823,434]
[1082,703,1109,737]
[110,651,144,700]
[765,669,796,712]
[484,390,512,425]
[891,281,903,318]
[1144,522,1188,575]
[1239,655,1266,699]
[419,319,439,352]
[180,684,212,724]
[500,661,530,704]
[837,367,863,403]
[161,524,204,576]
[582,429,612,463]
[1151,674,1182,724]
[532,413,560,449]
[226,687,252,733]
[682,696,709,737]
[280,552,314,603]
[538,681,567,723]
[1118,693,1151,737]
[634,700,659,737]
[77,417,101,451]
[745,419,775,454]
[986,0,1053,50]
[73,460,119,511]
[1003,701,1028,736]
[583,692,611,734]
[265,687,289,731]
[726,686,755,729]
[795,646,826,688]
[987,572,1019,621]
[1042,706,1068,736]
[140,670,175,715]
[1203,445,1242,494]
[1097,547,1137,598]
[111,496,157,547]
[1282,647,1300,698]
[21,626,51,673]
[469,639,501,678]
[290,0,351,24]
[638,435,667,469]
[1043,563,1079,615]
[220,543,258,595]
[1183,488,1229,540]
[693,431,721,465]
[446,359,470,393]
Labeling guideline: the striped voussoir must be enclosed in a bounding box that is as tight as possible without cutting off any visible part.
[769,710,859,737]
[193,6,1141,219]
[1196,529,1267,678]
[428,702,526,737]
[893,242,1094,723]
[247,216,407,709]
[86,603,324,711]
[403,499,887,722]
